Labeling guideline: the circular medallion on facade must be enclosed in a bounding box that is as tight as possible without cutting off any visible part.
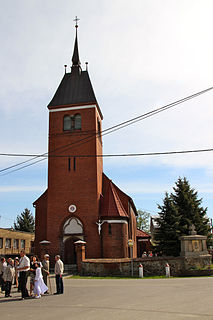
[68,205,77,213]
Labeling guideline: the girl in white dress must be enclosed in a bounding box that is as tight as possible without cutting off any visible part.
[34,262,48,298]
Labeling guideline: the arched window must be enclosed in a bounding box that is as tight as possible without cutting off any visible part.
[63,115,72,131]
[74,114,81,130]
[63,217,83,235]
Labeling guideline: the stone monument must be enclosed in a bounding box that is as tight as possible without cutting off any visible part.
[180,225,211,271]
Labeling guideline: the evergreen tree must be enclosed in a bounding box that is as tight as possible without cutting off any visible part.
[155,193,181,256]
[172,177,210,237]
[137,210,150,233]
[13,208,35,233]
[155,177,211,256]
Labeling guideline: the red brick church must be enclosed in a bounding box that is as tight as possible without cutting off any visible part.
[34,22,139,264]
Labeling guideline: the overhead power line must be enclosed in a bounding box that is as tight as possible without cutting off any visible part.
[1,147,213,158]
[0,86,213,176]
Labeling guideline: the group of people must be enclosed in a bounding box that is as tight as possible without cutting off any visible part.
[141,251,154,258]
[0,250,64,300]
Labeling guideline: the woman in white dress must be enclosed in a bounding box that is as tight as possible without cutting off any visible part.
[34,262,48,298]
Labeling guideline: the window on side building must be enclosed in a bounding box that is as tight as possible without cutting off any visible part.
[20,239,25,249]
[13,239,19,249]
[0,238,3,249]
[5,238,11,248]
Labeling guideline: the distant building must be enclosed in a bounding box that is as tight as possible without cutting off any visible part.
[136,229,152,257]
[0,228,34,257]
[150,215,159,241]
[34,22,138,263]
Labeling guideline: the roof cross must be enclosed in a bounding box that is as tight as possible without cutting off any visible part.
[74,16,80,28]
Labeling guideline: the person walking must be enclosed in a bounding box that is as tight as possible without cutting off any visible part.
[33,262,48,299]
[29,255,37,296]
[42,254,50,293]
[17,250,30,299]
[3,258,15,298]
[0,257,7,293]
[14,257,20,290]
[54,255,64,295]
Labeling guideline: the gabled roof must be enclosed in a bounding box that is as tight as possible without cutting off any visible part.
[100,173,138,219]
[103,174,137,216]
[33,189,47,206]
[101,174,128,218]
[137,229,151,238]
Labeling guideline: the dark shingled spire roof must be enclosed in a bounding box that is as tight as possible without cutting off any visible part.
[48,22,102,119]
[72,27,81,68]
[47,71,98,108]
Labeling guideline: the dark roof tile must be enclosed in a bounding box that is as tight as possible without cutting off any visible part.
[48,71,98,108]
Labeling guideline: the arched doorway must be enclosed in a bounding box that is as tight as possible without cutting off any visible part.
[63,217,84,264]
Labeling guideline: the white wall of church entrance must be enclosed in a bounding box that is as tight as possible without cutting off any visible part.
[63,217,84,264]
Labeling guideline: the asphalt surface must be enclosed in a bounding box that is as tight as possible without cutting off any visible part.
[1,277,213,320]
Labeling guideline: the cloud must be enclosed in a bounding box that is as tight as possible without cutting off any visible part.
[1,0,213,224]
[1,1,213,172]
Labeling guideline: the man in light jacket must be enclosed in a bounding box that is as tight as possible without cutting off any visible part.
[0,257,7,292]
[54,255,64,294]
[3,258,15,297]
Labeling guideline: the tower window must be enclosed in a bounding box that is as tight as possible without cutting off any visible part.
[63,114,81,131]
[63,115,72,131]
[108,224,112,235]
[73,157,76,171]
[74,114,81,130]
[68,157,71,171]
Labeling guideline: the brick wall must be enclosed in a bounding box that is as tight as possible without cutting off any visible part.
[81,255,212,277]
[101,222,129,258]
[35,105,103,260]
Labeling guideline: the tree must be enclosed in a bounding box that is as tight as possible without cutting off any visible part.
[137,210,150,233]
[155,177,211,256]
[155,193,181,256]
[13,208,35,233]
[172,177,210,237]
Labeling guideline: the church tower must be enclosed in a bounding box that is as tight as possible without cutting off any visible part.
[34,19,138,264]
[34,21,103,262]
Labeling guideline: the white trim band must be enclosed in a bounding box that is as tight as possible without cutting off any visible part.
[104,220,128,224]
[49,104,96,113]
[96,219,128,235]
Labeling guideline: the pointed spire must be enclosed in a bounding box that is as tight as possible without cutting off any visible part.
[71,16,81,72]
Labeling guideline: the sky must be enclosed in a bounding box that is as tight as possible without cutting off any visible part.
[0,0,213,228]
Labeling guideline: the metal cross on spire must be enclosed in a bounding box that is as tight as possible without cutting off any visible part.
[74,16,80,28]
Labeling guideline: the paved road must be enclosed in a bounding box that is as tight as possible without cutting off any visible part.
[1,277,213,320]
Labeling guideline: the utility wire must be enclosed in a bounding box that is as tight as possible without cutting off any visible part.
[1,147,213,158]
[0,86,213,176]
[1,147,213,177]
[39,85,213,158]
